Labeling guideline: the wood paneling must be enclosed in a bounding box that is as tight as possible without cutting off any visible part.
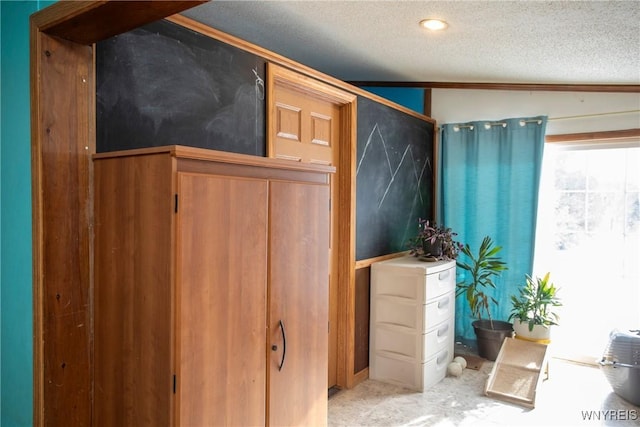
[354,267,371,373]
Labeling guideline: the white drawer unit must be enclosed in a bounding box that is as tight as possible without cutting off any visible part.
[369,256,456,391]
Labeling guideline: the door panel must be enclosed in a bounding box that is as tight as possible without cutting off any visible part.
[177,173,268,426]
[272,85,339,166]
[268,180,330,427]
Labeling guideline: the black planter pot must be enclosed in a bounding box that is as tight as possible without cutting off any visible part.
[472,319,514,361]
[422,239,443,258]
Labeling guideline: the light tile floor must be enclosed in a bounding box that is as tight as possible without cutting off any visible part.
[328,357,638,426]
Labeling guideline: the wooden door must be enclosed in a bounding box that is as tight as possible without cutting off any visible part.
[268,180,330,427]
[176,172,269,426]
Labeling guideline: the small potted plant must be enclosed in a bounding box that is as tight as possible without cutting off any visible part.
[407,219,462,261]
[508,272,562,343]
[456,235,513,361]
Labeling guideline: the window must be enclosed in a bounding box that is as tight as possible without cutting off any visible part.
[533,141,640,363]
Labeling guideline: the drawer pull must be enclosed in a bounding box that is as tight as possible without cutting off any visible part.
[436,351,449,365]
[438,270,450,280]
[437,324,449,337]
[437,297,449,309]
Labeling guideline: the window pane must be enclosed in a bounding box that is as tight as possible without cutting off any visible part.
[586,149,626,191]
[626,149,640,192]
[554,151,586,190]
[626,191,640,233]
[587,191,625,233]
[555,191,585,232]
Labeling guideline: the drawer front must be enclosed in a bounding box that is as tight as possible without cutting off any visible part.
[421,348,452,391]
[369,353,421,390]
[423,317,454,361]
[425,267,455,301]
[369,347,452,392]
[424,291,454,329]
[372,270,425,302]
[372,309,454,363]
[373,326,421,361]
[373,297,422,331]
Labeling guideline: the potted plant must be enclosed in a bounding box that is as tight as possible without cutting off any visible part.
[456,236,513,361]
[407,219,462,261]
[508,272,562,343]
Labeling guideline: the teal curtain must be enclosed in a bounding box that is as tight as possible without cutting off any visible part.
[439,117,547,340]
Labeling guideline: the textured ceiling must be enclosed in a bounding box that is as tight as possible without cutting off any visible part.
[182,0,640,85]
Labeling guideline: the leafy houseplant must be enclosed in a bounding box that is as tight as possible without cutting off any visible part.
[455,236,508,325]
[455,236,513,361]
[408,219,462,261]
[508,272,562,341]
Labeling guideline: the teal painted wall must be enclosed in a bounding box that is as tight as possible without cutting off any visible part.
[361,87,425,115]
[1,1,54,426]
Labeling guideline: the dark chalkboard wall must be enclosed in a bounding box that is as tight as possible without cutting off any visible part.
[355,96,434,261]
[96,20,266,155]
[96,20,433,261]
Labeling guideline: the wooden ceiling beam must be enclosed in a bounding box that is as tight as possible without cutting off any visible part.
[31,0,207,45]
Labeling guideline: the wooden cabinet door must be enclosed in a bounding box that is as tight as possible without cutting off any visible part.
[268,180,330,427]
[176,172,269,426]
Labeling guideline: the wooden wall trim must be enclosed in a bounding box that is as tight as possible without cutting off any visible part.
[354,252,409,269]
[346,81,640,93]
[335,99,358,388]
[29,19,44,427]
[545,128,640,143]
[337,99,358,389]
[31,29,95,427]
[267,63,357,105]
[423,88,432,117]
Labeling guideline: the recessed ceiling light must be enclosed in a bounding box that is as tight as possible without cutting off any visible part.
[419,19,448,31]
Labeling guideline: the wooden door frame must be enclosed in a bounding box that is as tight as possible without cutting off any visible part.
[266,63,358,389]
